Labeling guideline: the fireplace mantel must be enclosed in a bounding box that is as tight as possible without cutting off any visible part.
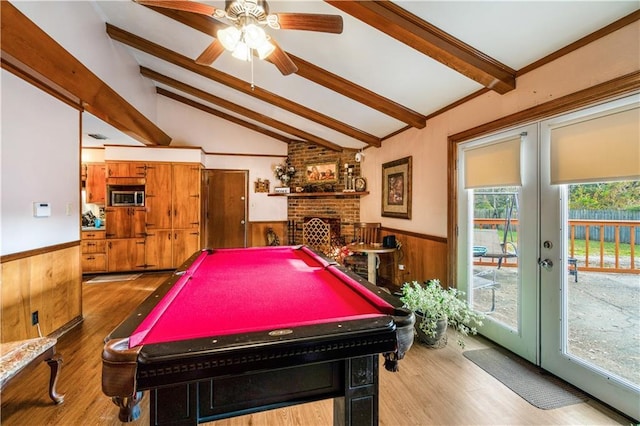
[268,192,369,198]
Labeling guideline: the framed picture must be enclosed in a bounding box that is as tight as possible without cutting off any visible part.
[305,161,338,184]
[382,156,412,219]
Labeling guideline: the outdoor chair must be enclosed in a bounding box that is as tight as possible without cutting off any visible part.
[473,228,518,313]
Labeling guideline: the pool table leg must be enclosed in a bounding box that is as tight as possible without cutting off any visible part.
[112,391,144,422]
[333,355,379,426]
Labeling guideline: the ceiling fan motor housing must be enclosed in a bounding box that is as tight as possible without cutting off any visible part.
[225,0,269,22]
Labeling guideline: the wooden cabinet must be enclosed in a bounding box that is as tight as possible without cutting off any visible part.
[105,207,146,239]
[145,163,172,230]
[145,229,173,270]
[172,164,201,230]
[107,239,145,272]
[173,229,200,266]
[144,163,201,270]
[98,161,201,272]
[86,163,106,204]
[81,230,107,273]
[106,162,146,178]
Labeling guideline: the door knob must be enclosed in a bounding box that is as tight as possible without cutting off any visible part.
[539,258,553,270]
[240,220,245,225]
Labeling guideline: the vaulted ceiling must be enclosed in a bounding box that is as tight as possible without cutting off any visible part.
[83,1,639,151]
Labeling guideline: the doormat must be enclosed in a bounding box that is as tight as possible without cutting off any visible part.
[85,273,142,284]
[463,347,589,410]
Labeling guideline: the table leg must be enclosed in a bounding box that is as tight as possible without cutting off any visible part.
[333,355,378,426]
[367,253,377,284]
[45,353,65,404]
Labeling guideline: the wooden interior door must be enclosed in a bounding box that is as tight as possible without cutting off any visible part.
[204,170,247,248]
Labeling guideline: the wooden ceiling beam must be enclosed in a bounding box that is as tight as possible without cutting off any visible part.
[0,2,171,146]
[142,67,343,152]
[326,0,516,94]
[156,88,293,144]
[144,6,426,130]
[106,24,380,147]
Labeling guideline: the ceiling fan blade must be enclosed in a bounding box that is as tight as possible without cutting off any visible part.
[274,13,343,34]
[135,0,218,17]
[195,40,225,66]
[266,38,298,75]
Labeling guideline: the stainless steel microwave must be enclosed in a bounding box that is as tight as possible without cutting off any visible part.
[111,191,144,206]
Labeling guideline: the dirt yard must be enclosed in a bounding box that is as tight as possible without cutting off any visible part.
[471,266,639,385]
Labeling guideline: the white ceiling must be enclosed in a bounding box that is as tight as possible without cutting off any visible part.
[85,0,639,150]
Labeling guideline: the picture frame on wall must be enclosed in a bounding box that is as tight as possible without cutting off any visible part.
[305,161,338,184]
[382,156,412,219]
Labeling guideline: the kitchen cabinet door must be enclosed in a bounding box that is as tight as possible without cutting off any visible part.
[86,164,106,204]
[105,207,146,238]
[82,254,107,273]
[145,163,172,229]
[172,165,201,229]
[107,239,145,272]
[172,229,200,267]
[145,229,173,270]
[106,162,146,178]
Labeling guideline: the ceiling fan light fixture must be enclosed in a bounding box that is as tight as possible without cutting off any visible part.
[217,26,241,51]
[231,41,251,61]
[256,37,275,59]
[243,23,266,49]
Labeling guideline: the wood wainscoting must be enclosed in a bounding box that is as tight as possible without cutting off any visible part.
[1,242,82,342]
[379,228,448,291]
[248,221,288,247]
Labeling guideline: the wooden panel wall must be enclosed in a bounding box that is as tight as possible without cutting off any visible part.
[380,229,448,291]
[1,244,82,342]
[248,221,288,247]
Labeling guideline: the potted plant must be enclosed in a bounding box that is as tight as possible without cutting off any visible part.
[399,279,484,348]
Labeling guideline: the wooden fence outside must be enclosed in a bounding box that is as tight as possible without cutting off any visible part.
[473,218,639,274]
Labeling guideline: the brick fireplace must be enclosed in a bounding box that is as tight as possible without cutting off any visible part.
[285,142,363,246]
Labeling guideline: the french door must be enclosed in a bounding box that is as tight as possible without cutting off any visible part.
[457,94,639,420]
[457,123,539,363]
[538,95,639,420]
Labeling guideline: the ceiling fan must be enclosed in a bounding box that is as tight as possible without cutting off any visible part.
[135,0,344,75]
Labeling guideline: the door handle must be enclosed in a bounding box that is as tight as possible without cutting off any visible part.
[240,220,245,225]
[538,258,553,270]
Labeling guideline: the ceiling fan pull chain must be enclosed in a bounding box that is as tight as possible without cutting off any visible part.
[250,50,255,91]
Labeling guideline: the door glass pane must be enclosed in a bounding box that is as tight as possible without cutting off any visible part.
[471,188,520,329]
[564,180,640,387]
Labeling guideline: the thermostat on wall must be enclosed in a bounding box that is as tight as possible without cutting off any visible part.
[33,202,51,217]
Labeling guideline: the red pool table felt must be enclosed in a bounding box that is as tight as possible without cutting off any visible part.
[130,246,394,348]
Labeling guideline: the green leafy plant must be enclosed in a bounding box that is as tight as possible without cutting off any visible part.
[399,279,484,348]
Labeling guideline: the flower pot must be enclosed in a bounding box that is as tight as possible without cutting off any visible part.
[414,312,448,348]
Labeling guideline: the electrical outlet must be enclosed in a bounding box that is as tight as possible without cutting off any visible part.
[31,310,39,325]
[398,264,405,270]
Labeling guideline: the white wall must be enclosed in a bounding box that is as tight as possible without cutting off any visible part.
[1,70,80,255]
[157,96,286,155]
[360,21,640,238]
[12,0,157,124]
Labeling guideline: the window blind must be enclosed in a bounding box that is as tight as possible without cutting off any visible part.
[464,136,522,189]
[550,106,639,184]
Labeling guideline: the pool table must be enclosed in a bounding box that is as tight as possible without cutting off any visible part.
[102,246,414,425]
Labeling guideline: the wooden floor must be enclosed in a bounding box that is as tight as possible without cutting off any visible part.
[0,272,634,426]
